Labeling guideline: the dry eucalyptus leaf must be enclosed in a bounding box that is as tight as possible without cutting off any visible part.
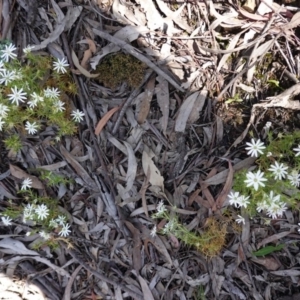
[135,0,164,30]
[123,141,137,193]
[156,77,169,134]
[175,92,200,132]
[0,238,39,256]
[72,50,99,78]
[9,164,44,190]
[65,5,82,31]
[142,146,164,189]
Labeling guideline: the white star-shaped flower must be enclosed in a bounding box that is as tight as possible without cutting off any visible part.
[8,86,27,105]
[49,218,59,228]
[35,204,49,220]
[21,178,32,190]
[31,92,44,103]
[39,231,51,240]
[23,203,35,220]
[0,118,5,131]
[236,215,245,225]
[228,191,241,207]
[59,223,71,237]
[245,139,266,157]
[266,201,287,219]
[268,161,288,180]
[28,92,43,108]
[238,195,250,208]
[163,220,176,234]
[244,169,267,191]
[0,104,9,118]
[288,170,300,187]
[23,45,34,55]
[1,43,17,62]
[56,215,66,225]
[27,99,38,108]
[157,200,166,213]
[44,87,60,100]
[267,190,281,204]
[264,122,272,129]
[150,225,157,237]
[71,109,85,122]
[25,121,38,135]
[1,216,12,226]
[0,69,16,86]
[53,100,65,112]
[256,200,269,213]
[53,58,69,74]
[293,145,300,157]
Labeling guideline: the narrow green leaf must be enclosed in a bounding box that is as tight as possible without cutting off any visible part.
[252,244,285,257]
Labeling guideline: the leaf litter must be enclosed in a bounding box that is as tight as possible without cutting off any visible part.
[1,0,300,299]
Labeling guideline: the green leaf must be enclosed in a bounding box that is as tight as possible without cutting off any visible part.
[225,97,243,104]
[252,244,285,257]
[267,79,280,87]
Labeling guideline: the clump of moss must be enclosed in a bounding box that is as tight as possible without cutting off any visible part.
[95,52,146,90]
[195,217,228,258]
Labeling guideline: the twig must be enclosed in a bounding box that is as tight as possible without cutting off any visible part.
[92,28,184,92]
[68,248,143,300]
[275,40,293,74]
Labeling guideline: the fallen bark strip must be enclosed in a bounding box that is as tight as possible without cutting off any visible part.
[92,28,184,92]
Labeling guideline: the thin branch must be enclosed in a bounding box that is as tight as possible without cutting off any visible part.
[92,28,184,92]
